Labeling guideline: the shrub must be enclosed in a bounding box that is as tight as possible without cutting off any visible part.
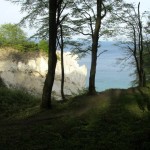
[38,40,48,53]
[0,23,26,47]
[0,87,40,118]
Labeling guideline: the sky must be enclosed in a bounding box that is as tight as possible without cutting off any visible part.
[126,0,150,12]
[0,0,150,37]
[0,0,36,37]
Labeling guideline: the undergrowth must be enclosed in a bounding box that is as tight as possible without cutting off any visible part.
[0,87,40,119]
[0,87,150,149]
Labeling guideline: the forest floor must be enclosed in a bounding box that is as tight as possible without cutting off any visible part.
[0,86,150,150]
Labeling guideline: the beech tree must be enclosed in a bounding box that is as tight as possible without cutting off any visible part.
[7,0,70,107]
[56,0,69,100]
[68,0,115,94]
[112,2,149,87]
[144,16,150,83]
[41,0,57,108]
[88,0,107,94]
[7,0,58,108]
[144,16,150,55]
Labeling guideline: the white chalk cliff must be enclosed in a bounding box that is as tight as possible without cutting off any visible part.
[0,49,87,100]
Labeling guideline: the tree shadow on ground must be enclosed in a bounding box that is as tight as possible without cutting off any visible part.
[59,88,150,150]
[0,88,150,150]
[136,88,150,111]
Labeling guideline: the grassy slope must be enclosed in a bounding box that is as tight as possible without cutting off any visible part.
[0,87,150,150]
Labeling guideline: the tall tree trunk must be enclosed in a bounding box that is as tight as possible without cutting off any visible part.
[138,2,146,87]
[41,0,57,109]
[132,25,141,87]
[89,36,99,95]
[88,0,102,95]
[60,24,65,100]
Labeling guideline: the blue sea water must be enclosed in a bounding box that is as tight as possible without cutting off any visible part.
[77,41,135,92]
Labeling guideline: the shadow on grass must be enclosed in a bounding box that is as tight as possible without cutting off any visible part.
[82,89,150,150]
[55,89,150,150]
[136,88,150,111]
[0,88,150,150]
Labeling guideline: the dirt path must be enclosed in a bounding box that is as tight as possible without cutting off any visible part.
[0,88,140,127]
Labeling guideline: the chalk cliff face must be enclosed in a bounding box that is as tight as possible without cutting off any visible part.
[0,49,87,100]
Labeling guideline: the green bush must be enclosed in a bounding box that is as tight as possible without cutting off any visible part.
[38,40,48,53]
[0,23,38,52]
[18,41,38,52]
[0,23,26,47]
[0,87,40,118]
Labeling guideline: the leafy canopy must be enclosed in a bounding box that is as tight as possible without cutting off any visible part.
[0,23,26,46]
[0,23,39,51]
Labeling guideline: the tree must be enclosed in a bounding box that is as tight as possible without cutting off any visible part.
[89,0,107,95]
[0,23,26,47]
[67,0,107,95]
[144,15,150,55]
[56,0,69,100]
[6,0,58,108]
[144,16,150,83]
[6,0,50,40]
[7,0,71,107]
[0,23,38,51]
[112,2,149,87]
[41,0,58,109]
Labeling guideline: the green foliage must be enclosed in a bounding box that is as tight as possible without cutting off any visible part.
[0,87,40,118]
[38,40,48,53]
[0,23,26,47]
[0,23,38,52]
[7,0,49,39]
[21,41,38,52]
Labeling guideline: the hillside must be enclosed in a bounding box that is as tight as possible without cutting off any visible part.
[0,86,150,149]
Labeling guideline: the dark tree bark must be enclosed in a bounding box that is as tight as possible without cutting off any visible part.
[41,0,57,109]
[89,26,99,95]
[56,0,66,100]
[60,24,65,100]
[138,2,146,87]
[89,0,106,95]
[132,25,144,87]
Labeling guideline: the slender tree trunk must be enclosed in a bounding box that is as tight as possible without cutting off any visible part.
[88,0,102,95]
[60,24,65,100]
[41,0,57,109]
[132,25,141,87]
[89,37,98,95]
[138,2,146,87]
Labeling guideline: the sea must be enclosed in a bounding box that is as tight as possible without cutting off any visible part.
[67,41,135,92]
